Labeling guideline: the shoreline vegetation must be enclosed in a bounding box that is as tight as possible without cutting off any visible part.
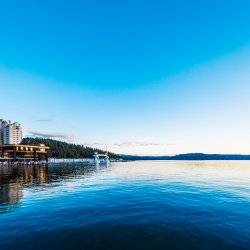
[21,138,119,159]
[21,138,250,161]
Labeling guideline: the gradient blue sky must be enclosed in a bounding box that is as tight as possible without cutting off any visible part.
[1,0,250,155]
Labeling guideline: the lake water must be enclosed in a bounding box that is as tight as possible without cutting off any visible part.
[0,161,250,250]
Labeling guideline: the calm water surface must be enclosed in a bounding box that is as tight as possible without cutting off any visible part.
[0,161,250,250]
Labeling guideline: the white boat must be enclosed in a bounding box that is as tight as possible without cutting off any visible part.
[94,152,110,165]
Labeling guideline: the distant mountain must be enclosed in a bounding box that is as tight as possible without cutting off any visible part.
[122,153,250,161]
[22,137,119,159]
[20,138,250,161]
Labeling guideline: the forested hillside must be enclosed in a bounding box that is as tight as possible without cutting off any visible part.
[22,137,119,159]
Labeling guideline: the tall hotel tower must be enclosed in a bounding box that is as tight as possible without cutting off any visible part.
[0,119,23,145]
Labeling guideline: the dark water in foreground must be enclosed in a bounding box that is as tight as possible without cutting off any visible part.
[0,161,250,250]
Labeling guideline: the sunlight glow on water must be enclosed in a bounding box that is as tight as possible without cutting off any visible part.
[0,161,250,250]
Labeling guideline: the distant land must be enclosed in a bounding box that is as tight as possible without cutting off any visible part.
[22,138,250,160]
[122,153,250,161]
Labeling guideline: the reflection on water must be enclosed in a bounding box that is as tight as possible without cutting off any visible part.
[0,162,109,212]
[0,161,250,250]
[0,164,48,211]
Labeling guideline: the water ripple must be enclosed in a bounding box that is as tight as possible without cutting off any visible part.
[0,161,250,249]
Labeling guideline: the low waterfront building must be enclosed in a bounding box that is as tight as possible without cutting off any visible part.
[0,144,49,162]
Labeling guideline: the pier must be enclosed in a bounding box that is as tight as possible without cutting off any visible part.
[0,144,49,164]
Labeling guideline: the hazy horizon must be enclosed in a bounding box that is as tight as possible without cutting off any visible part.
[1,0,250,155]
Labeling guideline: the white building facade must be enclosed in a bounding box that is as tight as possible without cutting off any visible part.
[0,119,23,145]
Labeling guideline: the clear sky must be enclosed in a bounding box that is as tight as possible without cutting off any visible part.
[1,0,250,155]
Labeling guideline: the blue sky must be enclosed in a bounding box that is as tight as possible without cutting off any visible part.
[1,0,250,155]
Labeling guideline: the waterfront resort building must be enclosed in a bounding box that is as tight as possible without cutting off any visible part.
[0,119,23,145]
[0,119,49,162]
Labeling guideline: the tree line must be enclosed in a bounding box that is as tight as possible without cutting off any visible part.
[21,137,119,159]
